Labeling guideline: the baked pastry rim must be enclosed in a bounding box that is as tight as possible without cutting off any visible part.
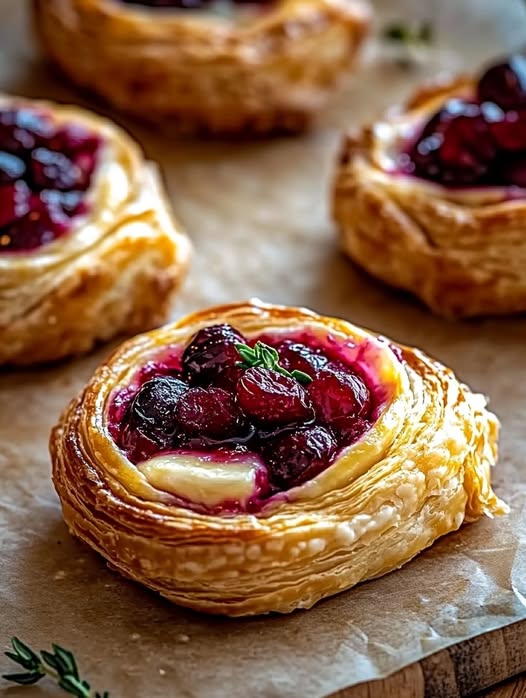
[50,299,506,615]
[0,93,192,364]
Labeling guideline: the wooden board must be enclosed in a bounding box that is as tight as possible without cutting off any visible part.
[331,622,526,697]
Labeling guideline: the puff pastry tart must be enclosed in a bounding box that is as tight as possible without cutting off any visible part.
[32,0,370,135]
[334,54,526,317]
[50,300,506,616]
[0,95,190,366]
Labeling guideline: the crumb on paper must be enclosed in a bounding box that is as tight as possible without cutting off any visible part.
[177,634,190,643]
[53,570,66,581]
[159,669,166,676]
[131,633,141,641]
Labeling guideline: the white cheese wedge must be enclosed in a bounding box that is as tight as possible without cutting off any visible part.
[137,452,261,508]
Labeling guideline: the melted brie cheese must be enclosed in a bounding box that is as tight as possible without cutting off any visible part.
[138,452,261,508]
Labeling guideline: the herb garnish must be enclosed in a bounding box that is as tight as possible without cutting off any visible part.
[235,341,312,385]
[2,637,109,697]
[383,20,433,46]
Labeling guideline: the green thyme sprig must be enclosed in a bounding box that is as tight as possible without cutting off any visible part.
[382,20,433,46]
[2,637,109,698]
[235,341,312,385]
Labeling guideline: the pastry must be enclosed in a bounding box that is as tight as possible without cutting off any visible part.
[32,0,370,135]
[333,54,526,317]
[0,95,191,366]
[50,300,506,616]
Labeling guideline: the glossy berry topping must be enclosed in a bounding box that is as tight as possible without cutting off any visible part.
[0,105,101,253]
[0,109,54,153]
[275,340,329,376]
[121,376,188,459]
[477,55,526,110]
[175,387,243,440]
[0,182,30,228]
[261,426,337,489]
[404,100,497,185]
[182,324,246,386]
[122,0,210,6]
[401,54,526,189]
[0,152,26,183]
[113,329,380,508]
[121,0,270,8]
[307,367,370,425]
[330,416,370,447]
[489,109,526,151]
[237,367,314,427]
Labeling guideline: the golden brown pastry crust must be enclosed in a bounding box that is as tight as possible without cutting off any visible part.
[32,0,370,135]
[333,75,526,318]
[0,95,191,366]
[50,300,506,616]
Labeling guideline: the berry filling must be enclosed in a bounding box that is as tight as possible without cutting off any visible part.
[399,54,526,189]
[0,106,101,252]
[109,324,389,514]
[120,0,271,10]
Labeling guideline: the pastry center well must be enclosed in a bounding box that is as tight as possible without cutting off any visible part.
[109,325,388,514]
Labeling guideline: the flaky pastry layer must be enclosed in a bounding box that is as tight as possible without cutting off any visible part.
[50,300,506,615]
[0,95,191,366]
[333,75,526,318]
[32,0,369,135]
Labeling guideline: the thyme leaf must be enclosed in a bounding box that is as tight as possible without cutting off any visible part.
[2,637,109,698]
[235,341,312,385]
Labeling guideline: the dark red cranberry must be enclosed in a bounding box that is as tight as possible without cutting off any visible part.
[30,148,85,191]
[275,340,328,377]
[182,324,246,386]
[478,55,526,110]
[40,189,85,219]
[407,99,497,185]
[0,193,73,252]
[120,425,163,463]
[331,416,370,446]
[122,0,211,7]
[125,376,188,446]
[261,426,337,489]
[308,367,370,425]
[0,108,55,154]
[49,124,101,156]
[0,181,30,228]
[237,367,314,427]
[175,387,243,440]
[73,151,98,190]
[0,151,26,184]
[0,106,101,253]
[489,109,526,151]
[493,155,526,188]
[212,363,245,391]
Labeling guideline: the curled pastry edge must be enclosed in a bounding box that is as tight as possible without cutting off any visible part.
[32,0,371,134]
[0,93,192,365]
[50,301,507,616]
[333,76,526,318]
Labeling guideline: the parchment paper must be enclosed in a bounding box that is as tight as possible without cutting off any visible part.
[2,1,526,696]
